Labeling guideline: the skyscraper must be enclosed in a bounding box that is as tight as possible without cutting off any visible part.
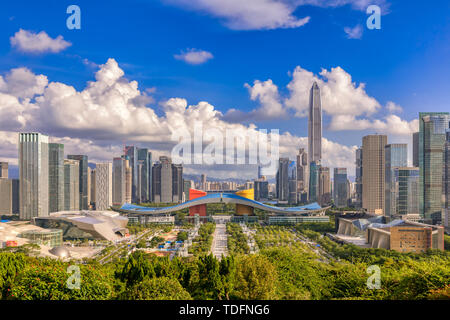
[152,156,182,203]
[419,112,450,224]
[90,168,96,207]
[444,131,450,227]
[362,134,387,215]
[308,160,320,203]
[67,155,89,210]
[318,166,331,206]
[308,82,322,164]
[124,146,138,203]
[63,159,79,211]
[48,143,65,213]
[413,132,419,167]
[288,160,297,205]
[19,133,49,220]
[95,163,113,211]
[296,148,309,202]
[334,168,348,208]
[201,174,207,191]
[355,147,363,208]
[385,144,408,217]
[112,156,130,206]
[276,158,289,202]
[393,167,419,217]
[0,162,8,178]
[137,148,151,203]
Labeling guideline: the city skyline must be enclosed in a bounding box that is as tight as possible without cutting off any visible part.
[1,1,449,179]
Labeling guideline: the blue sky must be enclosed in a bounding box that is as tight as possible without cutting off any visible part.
[0,0,449,178]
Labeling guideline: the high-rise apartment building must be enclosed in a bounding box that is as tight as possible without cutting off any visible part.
[0,162,8,178]
[334,168,348,208]
[95,163,112,210]
[67,155,89,210]
[308,82,322,164]
[385,144,408,217]
[355,147,363,208]
[362,134,387,215]
[19,133,49,220]
[419,112,450,224]
[152,156,183,203]
[63,159,79,211]
[48,143,65,213]
[318,166,331,206]
[276,158,289,202]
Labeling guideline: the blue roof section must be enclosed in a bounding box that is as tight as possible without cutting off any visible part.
[119,192,322,215]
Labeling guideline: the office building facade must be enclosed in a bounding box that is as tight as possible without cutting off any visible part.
[419,113,450,224]
[334,168,348,208]
[385,144,408,217]
[355,147,363,208]
[67,155,89,210]
[296,148,309,202]
[63,159,79,211]
[19,133,49,220]
[413,132,419,167]
[444,131,450,227]
[309,161,320,203]
[362,134,387,215]
[318,166,331,206]
[276,158,289,202]
[95,163,113,211]
[48,143,65,213]
[392,167,420,217]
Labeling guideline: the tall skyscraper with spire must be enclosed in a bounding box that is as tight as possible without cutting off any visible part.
[308,82,322,164]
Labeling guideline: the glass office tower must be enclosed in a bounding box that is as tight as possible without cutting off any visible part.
[385,144,408,217]
[48,143,65,213]
[67,155,89,210]
[419,113,450,224]
[393,167,419,217]
[19,133,49,220]
[309,161,320,203]
[334,168,348,208]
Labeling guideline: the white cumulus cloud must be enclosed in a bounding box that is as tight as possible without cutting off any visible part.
[174,49,214,65]
[10,29,71,54]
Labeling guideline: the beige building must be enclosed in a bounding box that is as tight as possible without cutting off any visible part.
[0,162,8,178]
[318,166,331,206]
[362,134,387,215]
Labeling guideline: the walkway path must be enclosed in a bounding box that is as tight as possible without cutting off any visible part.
[211,216,231,260]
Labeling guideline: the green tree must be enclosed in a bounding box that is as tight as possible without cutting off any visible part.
[123,277,192,300]
[0,252,26,299]
[234,255,277,300]
[116,251,155,287]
